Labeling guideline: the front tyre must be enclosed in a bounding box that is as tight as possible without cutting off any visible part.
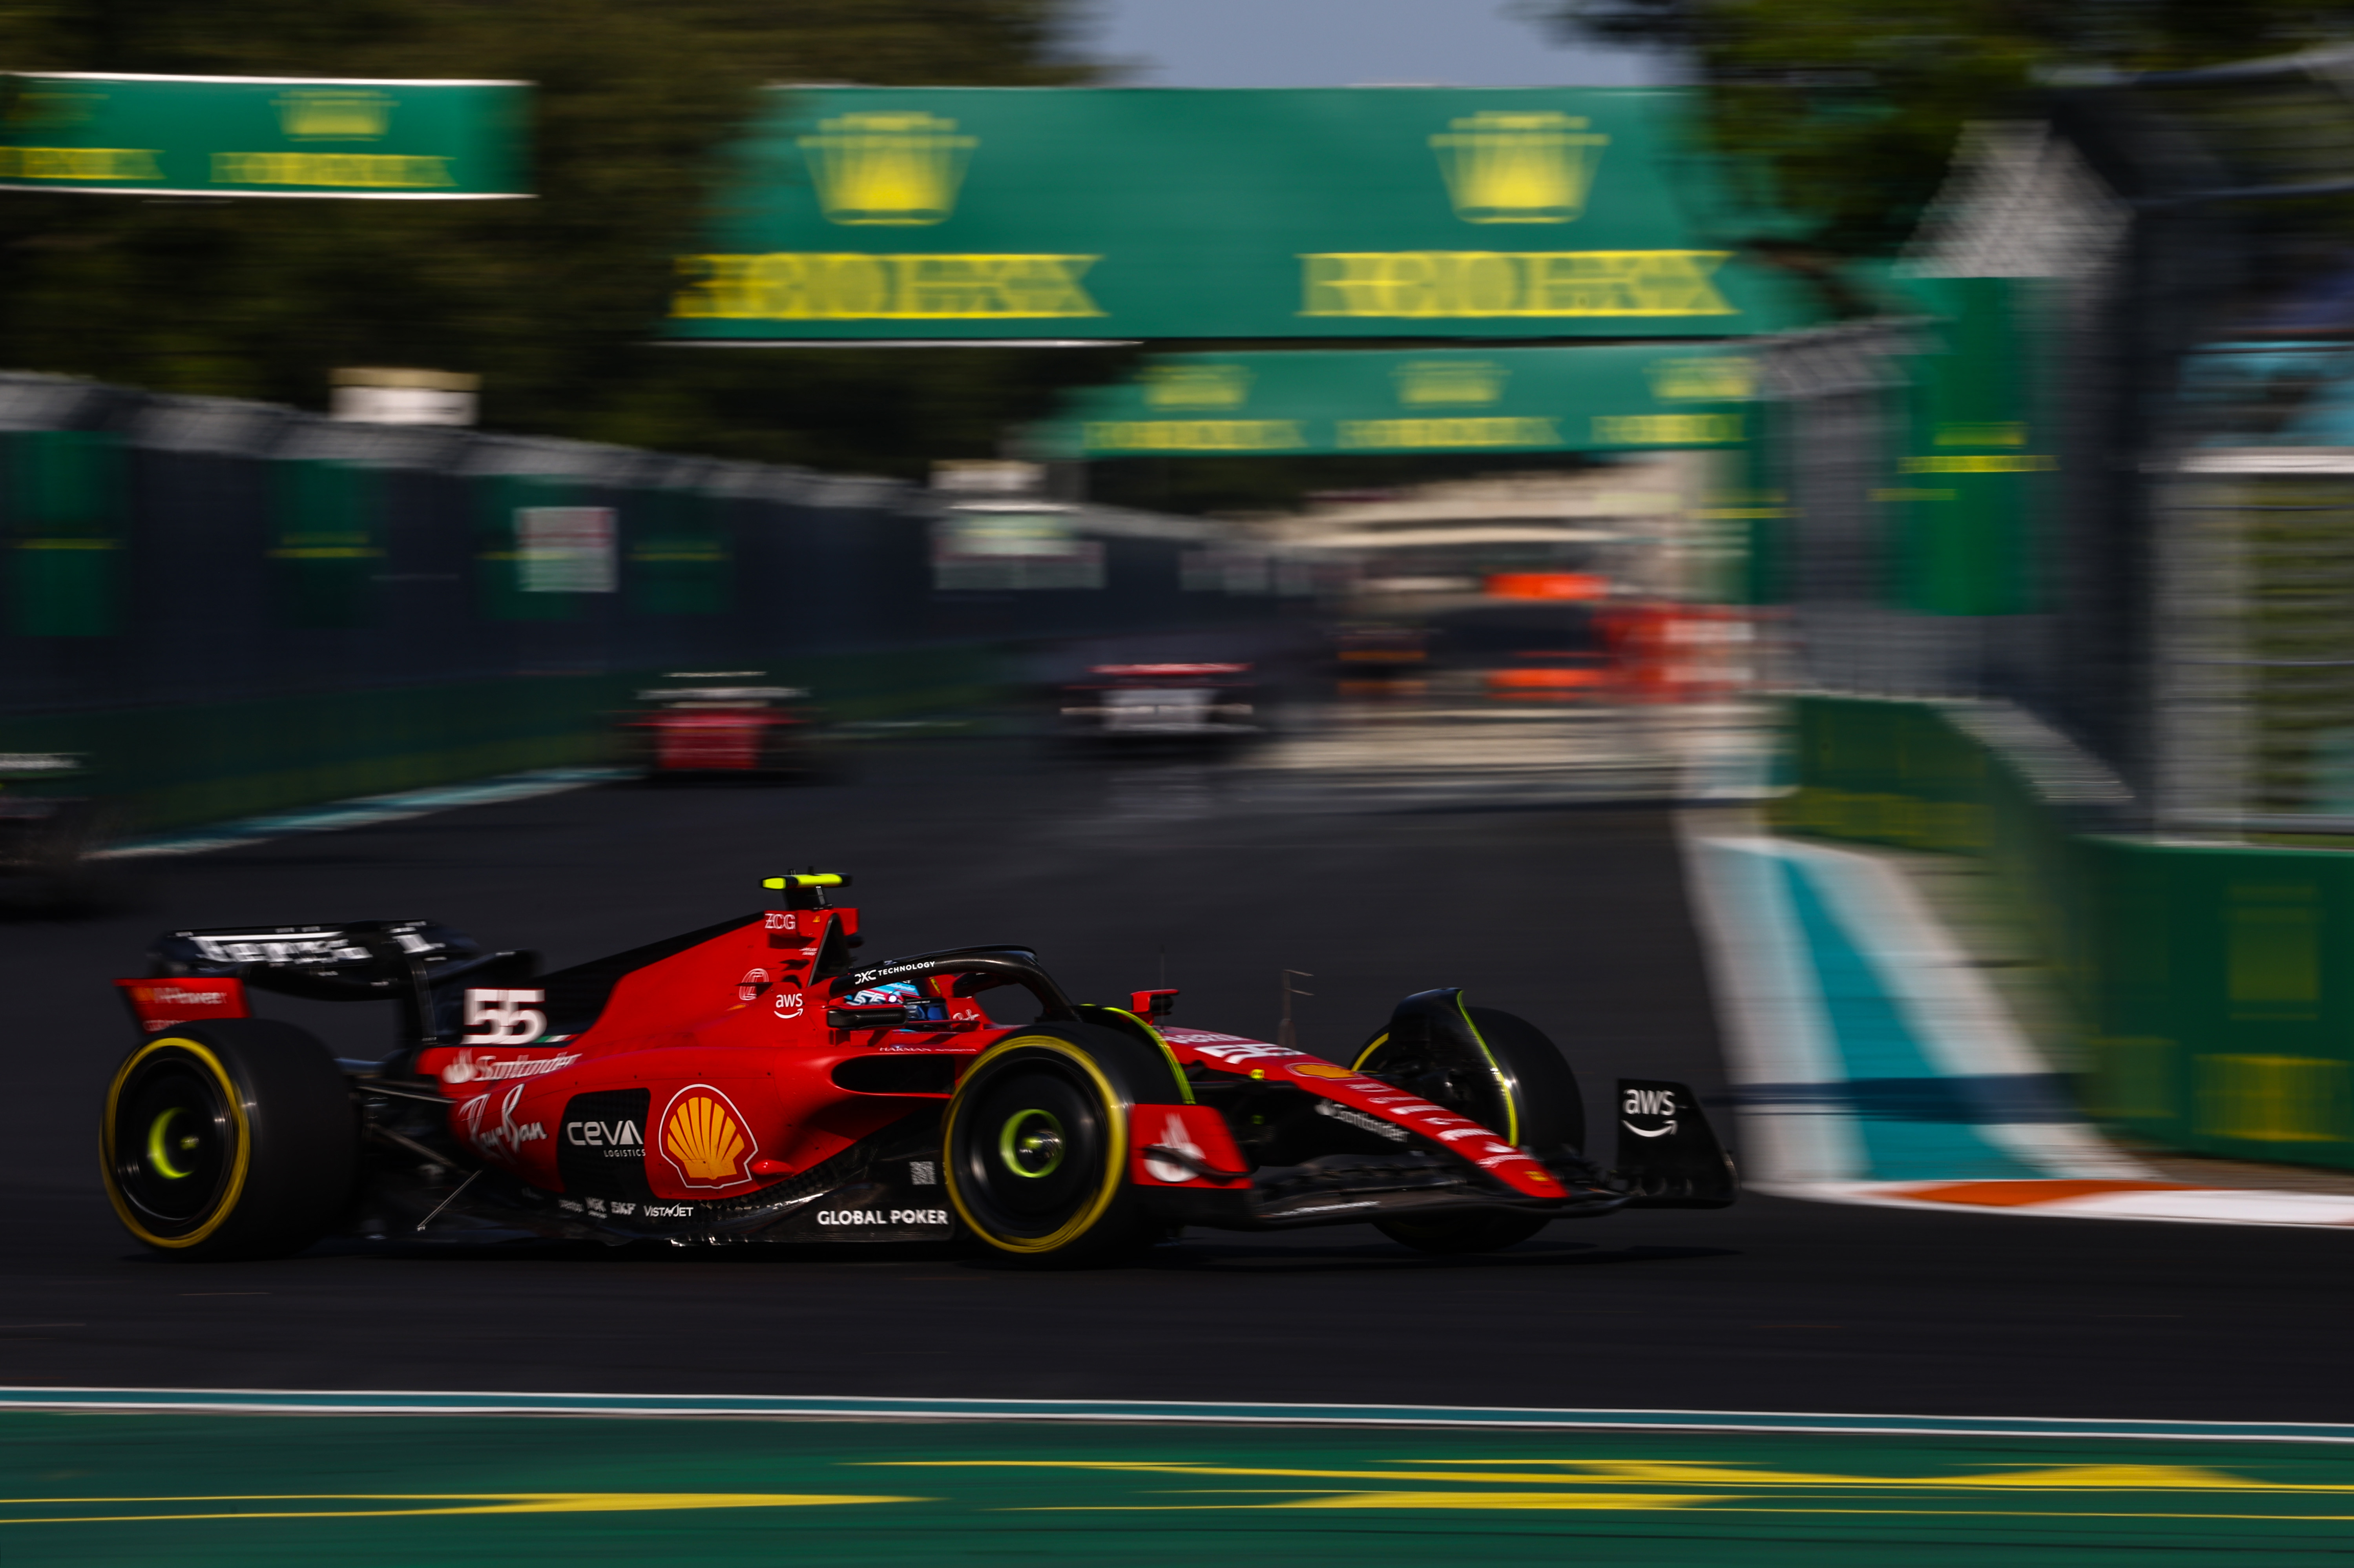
[100,1020,358,1260]
[1356,999,1584,1256]
[944,1030,1163,1265]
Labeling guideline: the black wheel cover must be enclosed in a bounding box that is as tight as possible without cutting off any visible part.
[107,1043,241,1238]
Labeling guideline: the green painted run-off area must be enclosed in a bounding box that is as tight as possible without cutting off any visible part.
[2,1413,2347,1565]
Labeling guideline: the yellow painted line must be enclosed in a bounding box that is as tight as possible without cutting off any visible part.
[872,1457,2354,1495]
[0,1491,923,1525]
[1394,1459,2354,1492]
[1010,1489,2354,1521]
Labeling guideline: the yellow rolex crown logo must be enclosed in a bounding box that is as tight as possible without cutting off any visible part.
[275,89,393,141]
[800,111,976,227]
[1394,359,1507,406]
[1430,111,1608,224]
[1142,364,1252,410]
[1648,356,1757,401]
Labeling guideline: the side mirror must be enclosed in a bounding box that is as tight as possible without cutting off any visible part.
[1130,988,1178,1019]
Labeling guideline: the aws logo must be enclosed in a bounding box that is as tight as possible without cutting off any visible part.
[658,1085,759,1188]
[1621,1084,1680,1138]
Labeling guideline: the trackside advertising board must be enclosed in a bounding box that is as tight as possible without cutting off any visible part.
[668,87,1812,341]
[0,73,530,198]
[1036,344,1755,457]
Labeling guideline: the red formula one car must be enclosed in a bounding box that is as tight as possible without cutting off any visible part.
[100,875,1734,1263]
[1057,663,1261,746]
[614,673,824,779]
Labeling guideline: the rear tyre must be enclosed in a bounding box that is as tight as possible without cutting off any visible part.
[1355,1003,1584,1256]
[944,1027,1174,1265]
[100,1019,358,1261]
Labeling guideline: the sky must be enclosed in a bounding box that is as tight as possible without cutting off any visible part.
[1079,0,1677,89]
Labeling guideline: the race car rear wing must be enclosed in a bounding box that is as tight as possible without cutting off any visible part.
[131,920,537,1047]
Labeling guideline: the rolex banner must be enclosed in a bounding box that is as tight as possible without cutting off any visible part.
[0,74,530,199]
[1033,344,1753,458]
[669,87,1813,341]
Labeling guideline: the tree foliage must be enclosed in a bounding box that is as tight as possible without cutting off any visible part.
[1540,0,2354,252]
[0,2,1111,472]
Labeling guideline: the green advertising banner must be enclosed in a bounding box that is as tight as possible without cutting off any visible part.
[0,73,530,199]
[1034,343,1753,456]
[1889,277,2044,616]
[668,87,1815,341]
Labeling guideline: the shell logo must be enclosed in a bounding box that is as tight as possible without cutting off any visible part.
[1288,1061,1362,1081]
[658,1085,759,1188]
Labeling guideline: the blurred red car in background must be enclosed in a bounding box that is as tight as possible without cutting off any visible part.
[615,673,826,780]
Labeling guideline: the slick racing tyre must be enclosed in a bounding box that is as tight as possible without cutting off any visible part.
[944,1025,1181,1265]
[1354,1002,1584,1256]
[101,1020,358,1261]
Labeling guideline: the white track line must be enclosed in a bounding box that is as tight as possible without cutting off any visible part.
[99,767,627,859]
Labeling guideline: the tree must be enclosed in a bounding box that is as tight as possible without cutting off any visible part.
[1538,1,2354,253]
[0,2,1108,470]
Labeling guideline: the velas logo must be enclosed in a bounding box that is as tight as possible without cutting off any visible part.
[1142,364,1252,410]
[658,1085,759,1188]
[1392,359,1506,407]
[1430,111,1608,224]
[738,968,771,1003]
[800,110,975,226]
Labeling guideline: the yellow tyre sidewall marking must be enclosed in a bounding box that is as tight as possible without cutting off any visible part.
[945,1036,1128,1255]
[100,1036,252,1249]
[1089,1005,1195,1104]
[1451,998,1522,1147]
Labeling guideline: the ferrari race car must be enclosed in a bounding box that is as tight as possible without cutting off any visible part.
[0,751,120,913]
[1057,663,1260,746]
[100,875,1734,1264]
[614,673,824,779]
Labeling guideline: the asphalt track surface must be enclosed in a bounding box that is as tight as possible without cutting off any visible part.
[7,736,2352,1423]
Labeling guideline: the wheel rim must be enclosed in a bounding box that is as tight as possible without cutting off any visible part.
[998,1107,1067,1179]
[107,1043,240,1237]
[947,1042,1124,1251]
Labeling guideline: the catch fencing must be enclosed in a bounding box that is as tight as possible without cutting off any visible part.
[0,373,1300,830]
